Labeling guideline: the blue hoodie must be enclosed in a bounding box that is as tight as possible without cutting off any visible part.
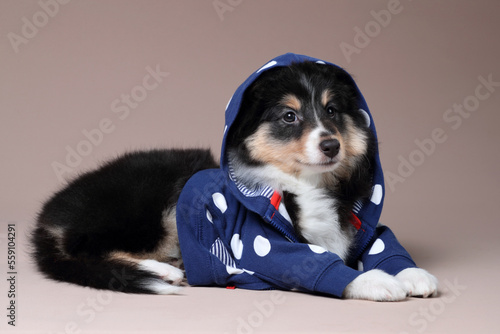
[176,53,416,298]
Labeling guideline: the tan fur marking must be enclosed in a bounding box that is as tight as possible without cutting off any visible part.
[321,89,334,107]
[156,208,181,260]
[43,225,69,258]
[281,94,302,111]
[343,114,368,157]
[108,208,181,267]
[44,225,65,240]
[328,115,368,181]
[246,124,311,175]
[108,251,144,264]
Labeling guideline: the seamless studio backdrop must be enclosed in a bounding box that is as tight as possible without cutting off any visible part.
[1,1,499,333]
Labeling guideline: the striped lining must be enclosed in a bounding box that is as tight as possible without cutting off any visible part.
[228,163,274,198]
[353,199,364,214]
[210,238,236,268]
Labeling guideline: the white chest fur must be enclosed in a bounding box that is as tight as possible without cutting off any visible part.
[230,162,355,261]
[293,184,353,261]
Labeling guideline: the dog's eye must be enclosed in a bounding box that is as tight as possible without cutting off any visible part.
[326,106,336,118]
[283,111,297,123]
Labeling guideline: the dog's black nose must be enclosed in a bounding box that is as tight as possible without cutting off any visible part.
[319,139,340,159]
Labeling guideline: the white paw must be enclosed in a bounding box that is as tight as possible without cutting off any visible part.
[138,259,184,285]
[396,268,438,298]
[143,279,184,295]
[343,269,407,302]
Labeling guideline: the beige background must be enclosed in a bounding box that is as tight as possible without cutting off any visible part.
[1,0,499,333]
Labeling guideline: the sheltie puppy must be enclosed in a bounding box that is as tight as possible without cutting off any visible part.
[31,58,437,301]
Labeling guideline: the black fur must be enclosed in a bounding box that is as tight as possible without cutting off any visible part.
[32,149,217,293]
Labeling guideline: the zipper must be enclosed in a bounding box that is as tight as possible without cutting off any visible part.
[264,205,299,243]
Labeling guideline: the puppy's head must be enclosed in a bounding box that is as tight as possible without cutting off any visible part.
[227,61,374,180]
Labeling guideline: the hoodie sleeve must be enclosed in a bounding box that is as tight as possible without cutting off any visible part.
[358,224,417,275]
[176,170,362,298]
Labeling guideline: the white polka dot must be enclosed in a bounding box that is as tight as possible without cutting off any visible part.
[225,97,232,111]
[370,184,383,205]
[253,235,271,257]
[308,244,327,254]
[212,192,228,213]
[357,260,364,271]
[359,108,371,127]
[256,60,277,73]
[206,210,213,224]
[226,265,244,275]
[368,238,385,255]
[316,60,326,65]
[278,202,292,223]
[231,234,243,260]
[223,124,228,135]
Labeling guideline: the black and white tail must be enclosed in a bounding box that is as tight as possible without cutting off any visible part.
[31,226,183,294]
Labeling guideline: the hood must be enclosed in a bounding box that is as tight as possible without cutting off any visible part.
[220,53,385,231]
